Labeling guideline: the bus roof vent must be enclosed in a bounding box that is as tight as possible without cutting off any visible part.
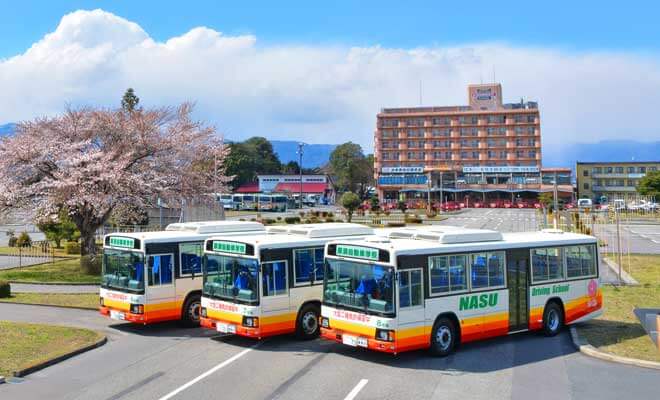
[385,225,464,239]
[273,223,374,238]
[265,226,289,234]
[541,228,564,234]
[165,220,265,234]
[413,228,503,244]
[364,236,391,243]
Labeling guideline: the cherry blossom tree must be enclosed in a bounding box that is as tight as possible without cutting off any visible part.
[0,104,230,256]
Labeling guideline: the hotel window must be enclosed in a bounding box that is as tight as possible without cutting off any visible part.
[583,183,589,189]
[446,152,453,159]
[471,152,479,159]
[488,115,505,123]
[514,115,525,123]
[500,151,507,159]
[516,138,523,146]
[471,140,479,147]
[606,167,613,173]
[583,170,589,177]
[527,138,535,146]
[528,150,536,158]
[627,166,635,173]
[615,167,624,173]
[461,151,468,158]
[515,126,524,135]
[639,167,646,173]
[527,127,535,134]
[461,139,468,146]
[593,167,602,174]
[487,127,496,135]
[487,150,496,158]
[498,127,506,135]
[516,150,524,158]
[527,115,536,123]
[650,166,657,171]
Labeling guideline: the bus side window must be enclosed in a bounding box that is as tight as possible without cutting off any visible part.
[262,261,288,297]
[148,254,173,286]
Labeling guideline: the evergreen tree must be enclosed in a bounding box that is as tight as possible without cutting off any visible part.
[121,88,140,112]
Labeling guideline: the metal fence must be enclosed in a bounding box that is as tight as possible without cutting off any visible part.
[0,240,55,269]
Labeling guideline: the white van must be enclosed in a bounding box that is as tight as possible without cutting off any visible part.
[577,198,592,209]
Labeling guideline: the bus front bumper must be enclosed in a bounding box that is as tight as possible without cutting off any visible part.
[99,306,146,323]
[320,327,397,354]
[200,316,263,339]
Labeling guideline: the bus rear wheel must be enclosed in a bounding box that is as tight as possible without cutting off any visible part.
[542,302,564,336]
[182,294,201,327]
[296,304,320,340]
[430,317,457,357]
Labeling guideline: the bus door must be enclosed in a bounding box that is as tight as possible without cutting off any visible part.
[397,268,425,339]
[260,260,291,329]
[146,253,177,319]
[507,249,529,332]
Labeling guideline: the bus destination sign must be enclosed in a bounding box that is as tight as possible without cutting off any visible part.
[336,245,379,261]
[109,237,135,249]
[212,241,247,254]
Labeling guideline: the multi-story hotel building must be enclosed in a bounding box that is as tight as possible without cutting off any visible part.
[374,83,572,203]
[576,161,659,202]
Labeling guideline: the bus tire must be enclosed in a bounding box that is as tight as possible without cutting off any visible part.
[296,304,320,340]
[542,302,564,337]
[430,317,456,357]
[181,294,202,327]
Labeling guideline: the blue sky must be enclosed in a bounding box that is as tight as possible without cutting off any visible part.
[1,2,659,152]
[2,0,659,59]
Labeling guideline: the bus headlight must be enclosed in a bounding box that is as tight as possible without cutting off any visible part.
[242,316,259,328]
[320,317,330,328]
[201,307,207,318]
[376,329,394,342]
[130,304,144,314]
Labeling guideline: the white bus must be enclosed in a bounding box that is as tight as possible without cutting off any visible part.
[199,223,374,339]
[232,194,257,211]
[320,227,602,355]
[258,194,288,212]
[99,221,265,326]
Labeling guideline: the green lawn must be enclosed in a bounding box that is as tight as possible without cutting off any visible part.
[0,258,99,284]
[0,321,104,377]
[577,254,660,362]
[0,293,98,310]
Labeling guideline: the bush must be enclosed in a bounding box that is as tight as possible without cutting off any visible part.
[239,218,246,221]
[0,280,10,298]
[426,211,437,218]
[16,232,32,247]
[65,241,81,255]
[8,235,17,247]
[276,216,282,221]
[325,217,335,223]
[304,218,313,224]
[262,218,276,225]
[321,211,328,218]
[309,217,320,224]
[299,211,306,218]
[327,212,334,218]
[405,214,423,224]
[249,218,257,222]
[284,216,300,224]
[386,222,406,227]
[80,255,102,275]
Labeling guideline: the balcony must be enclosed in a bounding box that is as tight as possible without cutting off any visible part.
[591,173,645,179]
[592,186,636,192]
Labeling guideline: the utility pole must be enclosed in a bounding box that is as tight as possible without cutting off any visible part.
[297,142,304,210]
[439,170,444,211]
[615,207,623,283]
[553,174,559,229]
[427,172,432,213]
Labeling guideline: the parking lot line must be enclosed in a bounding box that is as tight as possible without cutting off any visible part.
[343,379,368,400]
[157,344,259,400]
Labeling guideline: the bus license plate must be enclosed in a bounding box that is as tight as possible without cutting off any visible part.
[342,334,368,348]
[216,322,236,334]
[110,310,125,320]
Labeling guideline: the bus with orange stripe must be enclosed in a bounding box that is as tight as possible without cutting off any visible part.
[99,221,265,326]
[320,227,602,356]
[199,223,374,339]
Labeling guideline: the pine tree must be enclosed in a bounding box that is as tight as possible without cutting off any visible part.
[121,88,140,112]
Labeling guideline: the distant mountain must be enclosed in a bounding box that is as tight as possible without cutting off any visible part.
[0,123,16,136]
[270,140,337,168]
[543,140,660,169]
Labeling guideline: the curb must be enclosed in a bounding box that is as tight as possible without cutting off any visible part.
[0,300,97,311]
[8,281,99,286]
[569,326,660,371]
[12,335,107,378]
[602,257,638,285]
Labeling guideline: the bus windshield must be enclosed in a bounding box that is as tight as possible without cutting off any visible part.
[324,259,395,317]
[203,254,259,305]
[102,248,145,294]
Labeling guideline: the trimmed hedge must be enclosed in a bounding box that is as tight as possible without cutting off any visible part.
[0,280,10,298]
[65,241,81,255]
[284,216,300,224]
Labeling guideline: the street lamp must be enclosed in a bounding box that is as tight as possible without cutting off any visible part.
[297,142,305,210]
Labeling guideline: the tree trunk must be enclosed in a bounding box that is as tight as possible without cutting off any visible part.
[80,230,97,256]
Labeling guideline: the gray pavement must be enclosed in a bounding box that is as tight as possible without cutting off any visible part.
[0,255,52,270]
[595,223,660,254]
[1,302,658,400]
[434,208,540,232]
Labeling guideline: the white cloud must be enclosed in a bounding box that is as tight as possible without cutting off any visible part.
[2,8,660,153]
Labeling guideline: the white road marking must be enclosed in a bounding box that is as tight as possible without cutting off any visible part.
[157,344,258,400]
[344,379,369,400]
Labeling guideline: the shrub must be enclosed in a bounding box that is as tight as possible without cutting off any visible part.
[299,211,306,218]
[80,255,102,275]
[405,214,423,224]
[250,218,257,222]
[340,192,361,222]
[304,218,313,224]
[276,216,282,221]
[284,216,300,224]
[386,222,406,228]
[311,210,320,217]
[16,232,33,247]
[0,280,10,298]
[327,212,334,218]
[262,218,276,225]
[8,235,17,247]
[426,211,437,218]
[309,217,320,224]
[239,218,246,221]
[325,217,335,223]
[65,241,82,255]
[321,211,328,218]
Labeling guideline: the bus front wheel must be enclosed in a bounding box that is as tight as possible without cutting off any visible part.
[542,302,564,336]
[296,304,320,340]
[430,317,457,357]
[182,294,202,327]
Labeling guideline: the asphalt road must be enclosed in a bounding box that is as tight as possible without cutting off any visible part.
[433,208,540,233]
[1,303,658,400]
[596,223,660,254]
